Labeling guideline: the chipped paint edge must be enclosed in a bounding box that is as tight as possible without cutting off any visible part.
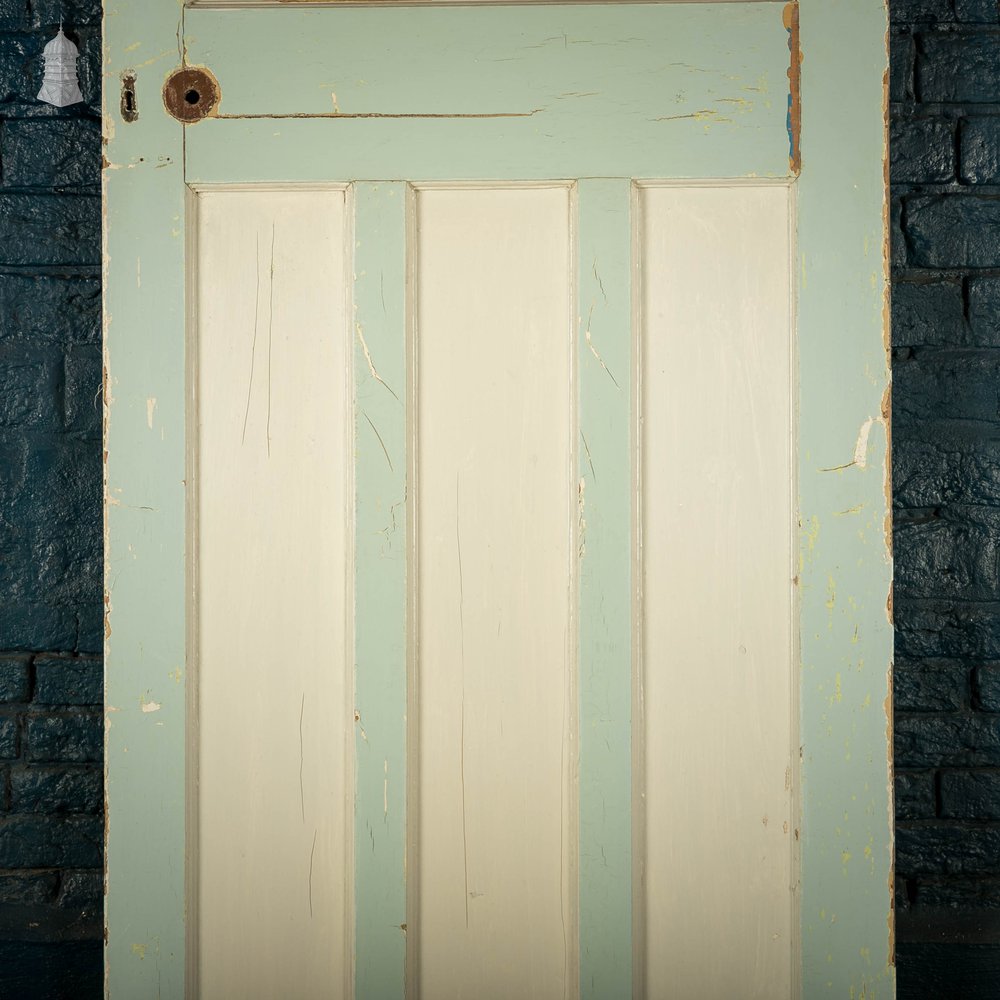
[784,1,802,174]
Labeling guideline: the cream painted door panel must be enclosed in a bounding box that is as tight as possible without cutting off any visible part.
[103,4,893,999]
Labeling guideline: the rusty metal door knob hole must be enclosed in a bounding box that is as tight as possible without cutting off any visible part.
[163,66,220,123]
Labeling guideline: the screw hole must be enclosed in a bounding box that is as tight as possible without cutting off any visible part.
[184,89,200,105]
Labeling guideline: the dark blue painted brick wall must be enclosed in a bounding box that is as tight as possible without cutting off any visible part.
[891,0,1000,996]
[0,0,103,995]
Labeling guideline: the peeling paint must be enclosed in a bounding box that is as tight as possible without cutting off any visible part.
[356,323,400,403]
[853,416,874,469]
[783,2,802,173]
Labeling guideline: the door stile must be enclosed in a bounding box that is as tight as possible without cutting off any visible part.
[576,179,634,1000]
[104,4,188,997]
[353,182,409,1000]
[796,2,894,995]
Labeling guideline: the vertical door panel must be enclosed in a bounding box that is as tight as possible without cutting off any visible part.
[640,185,794,999]
[413,187,576,1000]
[194,189,351,998]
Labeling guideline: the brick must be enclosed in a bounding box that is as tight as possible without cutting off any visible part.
[895,660,970,711]
[0,872,58,909]
[894,431,1000,506]
[1,120,100,189]
[9,766,101,814]
[0,3,30,30]
[0,275,101,346]
[940,770,1000,818]
[896,714,1000,767]
[0,345,62,430]
[906,874,1000,908]
[892,0,954,21]
[0,603,77,654]
[976,664,1000,710]
[34,657,100,706]
[34,0,104,25]
[72,29,101,120]
[0,1,102,31]
[890,31,915,102]
[895,507,1000,602]
[0,942,102,995]
[0,815,100,868]
[892,280,967,348]
[955,0,1000,22]
[0,716,18,760]
[895,600,1000,660]
[0,34,37,105]
[0,194,100,267]
[893,351,1000,424]
[75,607,101,658]
[907,195,1000,268]
[897,823,1000,874]
[891,117,955,183]
[960,118,1000,184]
[969,277,1000,345]
[0,656,30,703]
[25,714,100,763]
[6,440,102,612]
[62,343,102,432]
[896,770,938,819]
[58,870,102,909]
[919,32,1000,103]
[896,943,1000,1000]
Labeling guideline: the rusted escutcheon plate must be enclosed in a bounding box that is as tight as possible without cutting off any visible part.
[163,66,220,124]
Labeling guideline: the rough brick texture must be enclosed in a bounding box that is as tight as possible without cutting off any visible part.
[0,0,103,993]
[892,2,1000,993]
[0,656,103,992]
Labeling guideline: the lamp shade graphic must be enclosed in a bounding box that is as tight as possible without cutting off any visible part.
[37,27,83,108]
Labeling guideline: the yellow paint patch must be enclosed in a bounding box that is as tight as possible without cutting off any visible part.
[131,943,146,960]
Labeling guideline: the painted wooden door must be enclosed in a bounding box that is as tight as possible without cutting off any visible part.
[103,3,893,999]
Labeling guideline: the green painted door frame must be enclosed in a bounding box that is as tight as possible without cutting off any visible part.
[103,3,893,997]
